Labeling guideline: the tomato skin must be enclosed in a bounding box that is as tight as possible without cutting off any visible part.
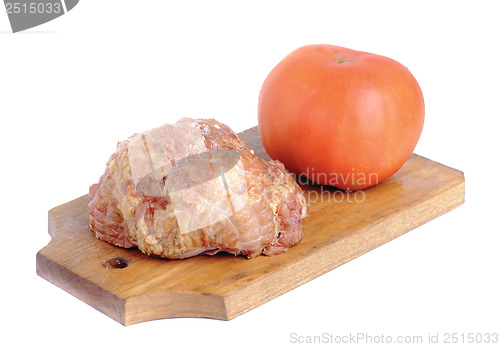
[258,44,425,190]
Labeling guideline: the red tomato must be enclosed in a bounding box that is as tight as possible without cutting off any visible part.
[258,44,425,190]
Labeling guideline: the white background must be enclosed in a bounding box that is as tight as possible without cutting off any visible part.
[1,0,499,345]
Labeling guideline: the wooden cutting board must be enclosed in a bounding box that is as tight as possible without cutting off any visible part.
[36,126,465,325]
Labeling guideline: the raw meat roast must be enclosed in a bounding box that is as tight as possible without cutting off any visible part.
[88,118,308,259]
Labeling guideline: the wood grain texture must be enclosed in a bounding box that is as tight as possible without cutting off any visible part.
[36,126,465,325]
